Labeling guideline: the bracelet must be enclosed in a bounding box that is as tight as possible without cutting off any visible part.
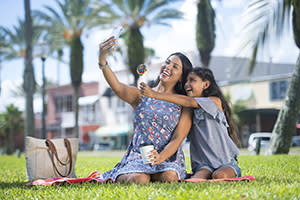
[98,61,109,70]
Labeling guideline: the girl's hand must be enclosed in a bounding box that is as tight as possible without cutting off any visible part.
[139,82,156,98]
[98,37,116,66]
[148,149,163,165]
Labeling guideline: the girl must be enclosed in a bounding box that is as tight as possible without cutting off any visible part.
[98,36,193,184]
[140,67,241,179]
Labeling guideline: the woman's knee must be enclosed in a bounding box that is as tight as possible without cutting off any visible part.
[130,173,151,184]
[158,170,179,182]
[117,173,150,184]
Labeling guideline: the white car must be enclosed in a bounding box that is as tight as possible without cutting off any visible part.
[248,132,272,151]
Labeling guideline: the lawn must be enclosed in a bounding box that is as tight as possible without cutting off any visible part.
[0,151,300,200]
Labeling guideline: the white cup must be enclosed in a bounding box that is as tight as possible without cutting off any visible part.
[139,144,154,164]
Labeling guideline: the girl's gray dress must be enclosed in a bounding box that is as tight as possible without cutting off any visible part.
[189,97,240,173]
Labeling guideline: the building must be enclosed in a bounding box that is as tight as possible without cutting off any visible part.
[95,69,134,150]
[46,81,100,149]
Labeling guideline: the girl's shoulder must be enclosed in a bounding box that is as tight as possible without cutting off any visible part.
[193,97,228,127]
[193,97,223,112]
[208,97,223,112]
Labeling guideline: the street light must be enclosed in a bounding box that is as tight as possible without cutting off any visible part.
[36,41,50,139]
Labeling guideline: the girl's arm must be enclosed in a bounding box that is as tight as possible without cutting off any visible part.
[140,82,223,111]
[140,82,199,108]
[99,37,141,108]
[149,107,193,165]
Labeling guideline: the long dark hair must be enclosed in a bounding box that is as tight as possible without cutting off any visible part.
[192,67,241,147]
[152,52,192,95]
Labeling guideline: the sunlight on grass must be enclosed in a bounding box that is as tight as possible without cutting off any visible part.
[0,153,299,199]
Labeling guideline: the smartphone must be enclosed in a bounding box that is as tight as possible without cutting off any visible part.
[111,25,124,39]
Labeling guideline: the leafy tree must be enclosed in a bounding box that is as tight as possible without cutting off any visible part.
[94,0,184,85]
[196,0,216,67]
[240,0,300,154]
[33,0,114,137]
[0,104,24,155]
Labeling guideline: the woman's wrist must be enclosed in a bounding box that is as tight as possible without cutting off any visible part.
[98,61,109,70]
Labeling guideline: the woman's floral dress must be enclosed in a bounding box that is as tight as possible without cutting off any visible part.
[100,96,186,181]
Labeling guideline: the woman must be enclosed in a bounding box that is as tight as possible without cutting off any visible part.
[98,37,193,184]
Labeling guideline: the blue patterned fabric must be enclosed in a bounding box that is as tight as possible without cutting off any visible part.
[100,96,186,181]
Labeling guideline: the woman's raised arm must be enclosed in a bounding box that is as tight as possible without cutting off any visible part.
[99,37,141,108]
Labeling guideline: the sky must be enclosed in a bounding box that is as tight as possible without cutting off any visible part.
[0,0,299,112]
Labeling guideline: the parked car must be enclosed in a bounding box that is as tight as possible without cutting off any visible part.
[248,132,300,151]
[248,132,272,151]
[291,136,300,147]
[93,142,112,151]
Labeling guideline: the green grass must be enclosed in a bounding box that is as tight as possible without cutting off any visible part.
[0,153,300,200]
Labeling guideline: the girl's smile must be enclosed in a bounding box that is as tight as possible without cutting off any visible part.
[184,72,210,97]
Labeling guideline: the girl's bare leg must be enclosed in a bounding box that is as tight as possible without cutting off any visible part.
[212,166,236,179]
[191,168,212,179]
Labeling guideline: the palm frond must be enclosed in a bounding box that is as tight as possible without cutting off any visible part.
[151,9,183,23]
[145,0,182,15]
[237,0,292,70]
[111,0,130,16]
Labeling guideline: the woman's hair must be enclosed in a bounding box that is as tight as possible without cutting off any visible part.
[153,52,193,95]
[192,67,241,147]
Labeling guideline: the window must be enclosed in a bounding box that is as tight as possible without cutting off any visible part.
[55,97,63,114]
[65,95,73,112]
[270,80,289,101]
[54,95,73,113]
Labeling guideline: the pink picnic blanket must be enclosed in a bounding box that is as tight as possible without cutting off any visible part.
[27,171,255,186]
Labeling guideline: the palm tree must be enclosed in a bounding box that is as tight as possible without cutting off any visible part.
[240,0,299,154]
[196,0,216,67]
[24,0,35,138]
[0,1,42,137]
[0,104,24,155]
[33,0,114,137]
[94,0,184,85]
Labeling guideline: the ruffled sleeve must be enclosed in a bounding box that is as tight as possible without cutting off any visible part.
[194,97,229,127]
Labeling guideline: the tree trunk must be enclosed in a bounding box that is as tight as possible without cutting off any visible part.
[196,0,215,67]
[127,27,144,86]
[268,52,300,154]
[70,36,83,138]
[293,0,300,48]
[73,85,80,138]
[23,0,36,137]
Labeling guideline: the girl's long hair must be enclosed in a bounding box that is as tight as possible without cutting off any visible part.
[192,67,241,147]
[152,52,193,95]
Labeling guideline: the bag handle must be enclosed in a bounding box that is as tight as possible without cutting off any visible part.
[45,138,73,177]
